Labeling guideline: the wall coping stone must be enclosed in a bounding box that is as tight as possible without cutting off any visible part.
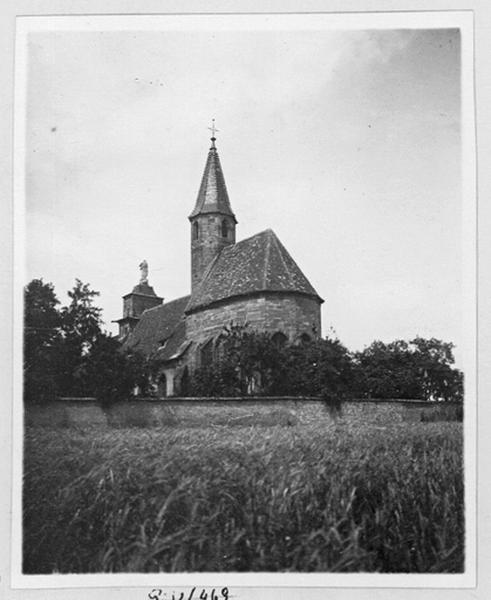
[55,396,462,406]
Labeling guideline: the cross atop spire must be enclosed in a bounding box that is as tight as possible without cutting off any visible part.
[208,118,219,146]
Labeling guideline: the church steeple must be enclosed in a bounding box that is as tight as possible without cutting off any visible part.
[189,121,237,222]
[189,122,237,293]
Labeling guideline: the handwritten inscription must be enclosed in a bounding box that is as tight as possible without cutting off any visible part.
[148,587,230,600]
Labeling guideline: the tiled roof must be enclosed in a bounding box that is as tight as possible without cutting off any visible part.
[154,320,191,361]
[189,143,236,221]
[124,295,190,356]
[187,229,323,312]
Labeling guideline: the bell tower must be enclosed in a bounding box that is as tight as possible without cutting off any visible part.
[189,121,237,293]
[113,260,163,340]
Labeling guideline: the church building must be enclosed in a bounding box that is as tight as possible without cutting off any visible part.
[115,130,324,396]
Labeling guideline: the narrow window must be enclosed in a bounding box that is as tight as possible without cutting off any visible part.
[221,219,228,238]
[158,373,167,397]
[179,367,190,397]
[193,221,199,240]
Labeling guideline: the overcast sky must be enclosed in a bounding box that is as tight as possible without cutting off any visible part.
[24,24,462,361]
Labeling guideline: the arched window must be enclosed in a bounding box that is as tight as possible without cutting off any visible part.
[298,333,312,346]
[214,334,227,364]
[272,332,288,347]
[193,221,199,240]
[221,219,228,238]
[200,338,214,368]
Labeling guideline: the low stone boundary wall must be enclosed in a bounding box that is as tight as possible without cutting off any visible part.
[25,397,462,428]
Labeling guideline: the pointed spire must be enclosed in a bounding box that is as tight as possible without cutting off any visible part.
[189,121,237,222]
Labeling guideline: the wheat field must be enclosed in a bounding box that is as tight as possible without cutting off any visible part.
[23,412,464,573]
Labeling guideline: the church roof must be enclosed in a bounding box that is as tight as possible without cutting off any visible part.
[188,141,237,222]
[124,295,190,356]
[154,320,191,362]
[186,229,323,312]
[125,282,160,298]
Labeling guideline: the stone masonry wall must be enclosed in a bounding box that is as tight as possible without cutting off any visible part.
[185,292,321,346]
[124,294,163,319]
[25,399,460,429]
[191,214,236,292]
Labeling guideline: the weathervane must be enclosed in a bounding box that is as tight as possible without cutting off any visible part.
[208,118,219,143]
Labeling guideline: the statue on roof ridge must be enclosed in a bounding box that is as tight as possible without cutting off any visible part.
[139,260,149,284]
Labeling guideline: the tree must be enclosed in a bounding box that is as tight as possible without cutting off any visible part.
[60,279,102,350]
[83,333,152,405]
[24,277,156,403]
[56,279,103,396]
[24,279,62,403]
[353,337,463,401]
[288,336,355,401]
[409,337,463,401]
[353,340,419,399]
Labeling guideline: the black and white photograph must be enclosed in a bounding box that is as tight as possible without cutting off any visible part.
[8,8,479,594]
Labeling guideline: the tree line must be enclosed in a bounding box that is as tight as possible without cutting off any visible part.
[24,279,152,404]
[24,278,464,404]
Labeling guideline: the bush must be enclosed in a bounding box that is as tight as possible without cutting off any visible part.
[187,325,354,401]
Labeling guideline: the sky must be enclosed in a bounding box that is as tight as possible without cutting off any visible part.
[24,24,463,362]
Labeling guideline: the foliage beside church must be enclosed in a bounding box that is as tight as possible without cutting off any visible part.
[24,278,463,404]
[24,278,154,404]
[187,324,353,401]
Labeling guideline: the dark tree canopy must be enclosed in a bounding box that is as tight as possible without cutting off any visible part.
[24,279,61,342]
[60,279,103,351]
[24,279,62,403]
[83,333,154,405]
[353,337,463,401]
[56,279,104,396]
[24,278,153,404]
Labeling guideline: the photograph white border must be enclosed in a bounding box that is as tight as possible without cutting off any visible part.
[10,9,477,592]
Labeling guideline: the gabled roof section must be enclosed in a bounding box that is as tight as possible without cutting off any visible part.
[186,229,323,312]
[124,295,190,356]
[189,141,236,222]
